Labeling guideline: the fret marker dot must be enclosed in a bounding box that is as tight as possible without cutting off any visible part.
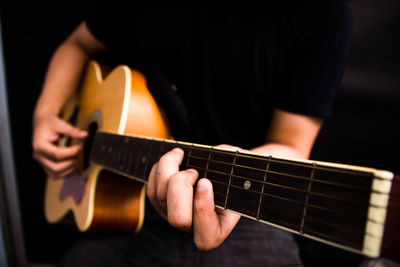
[141,157,146,163]
[244,180,251,190]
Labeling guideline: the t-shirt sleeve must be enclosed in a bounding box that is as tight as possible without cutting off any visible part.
[274,0,353,118]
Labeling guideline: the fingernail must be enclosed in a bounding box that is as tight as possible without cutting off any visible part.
[172,148,183,154]
[197,179,209,193]
[187,168,198,175]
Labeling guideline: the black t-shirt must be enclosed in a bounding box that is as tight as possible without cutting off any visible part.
[86,1,352,149]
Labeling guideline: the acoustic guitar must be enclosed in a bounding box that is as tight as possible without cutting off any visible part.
[44,61,399,262]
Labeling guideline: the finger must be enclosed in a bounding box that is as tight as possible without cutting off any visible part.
[54,119,87,139]
[147,162,167,220]
[39,157,78,178]
[44,163,78,179]
[193,178,240,250]
[167,169,198,232]
[154,148,184,209]
[35,142,82,162]
[147,148,184,219]
[215,144,242,150]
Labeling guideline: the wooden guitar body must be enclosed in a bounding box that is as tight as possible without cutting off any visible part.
[44,61,171,232]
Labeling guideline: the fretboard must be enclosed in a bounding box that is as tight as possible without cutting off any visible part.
[90,131,393,258]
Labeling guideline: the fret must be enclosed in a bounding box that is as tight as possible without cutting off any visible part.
[257,157,271,220]
[300,163,316,234]
[134,144,142,178]
[224,151,238,209]
[184,144,193,170]
[203,148,213,178]
[204,150,232,208]
[110,145,118,170]
[128,137,139,178]
[117,145,124,172]
[141,140,153,180]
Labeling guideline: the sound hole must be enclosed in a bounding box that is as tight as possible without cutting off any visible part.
[82,122,99,171]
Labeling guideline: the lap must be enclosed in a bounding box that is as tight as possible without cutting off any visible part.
[58,204,302,267]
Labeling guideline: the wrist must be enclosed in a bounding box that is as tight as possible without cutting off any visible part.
[33,106,59,125]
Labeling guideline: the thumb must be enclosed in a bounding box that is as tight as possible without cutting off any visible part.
[193,178,239,250]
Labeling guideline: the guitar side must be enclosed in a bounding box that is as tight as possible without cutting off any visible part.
[44,61,171,232]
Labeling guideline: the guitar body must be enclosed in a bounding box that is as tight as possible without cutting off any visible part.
[44,61,171,232]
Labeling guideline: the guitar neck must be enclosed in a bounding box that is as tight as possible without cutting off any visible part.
[90,131,394,259]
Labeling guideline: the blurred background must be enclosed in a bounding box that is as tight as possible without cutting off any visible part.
[0,1,399,266]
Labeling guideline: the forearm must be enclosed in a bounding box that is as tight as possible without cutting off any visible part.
[251,109,323,160]
[250,143,308,160]
[33,22,107,123]
[33,42,89,121]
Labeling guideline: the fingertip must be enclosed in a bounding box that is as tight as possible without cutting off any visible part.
[78,130,88,137]
[186,168,198,176]
[172,147,184,155]
[197,178,211,193]
[73,129,88,139]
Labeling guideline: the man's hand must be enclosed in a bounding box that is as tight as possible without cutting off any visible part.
[147,147,241,250]
[32,114,87,178]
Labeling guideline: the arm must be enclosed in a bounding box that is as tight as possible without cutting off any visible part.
[147,108,323,250]
[32,22,108,178]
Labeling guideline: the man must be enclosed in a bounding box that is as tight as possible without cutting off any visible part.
[32,1,352,265]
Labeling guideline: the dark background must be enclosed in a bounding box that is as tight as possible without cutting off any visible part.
[1,0,399,265]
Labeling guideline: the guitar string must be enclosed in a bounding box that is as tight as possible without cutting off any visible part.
[208,175,375,223]
[92,137,383,197]
[190,165,387,215]
[91,134,393,200]
[94,132,386,183]
[186,154,375,193]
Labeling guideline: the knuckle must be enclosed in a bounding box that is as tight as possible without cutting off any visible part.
[52,150,64,161]
[146,185,155,199]
[159,151,169,161]
[156,187,166,203]
[168,213,191,230]
[194,239,216,251]
[169,172,183,184]
[32,142,42,153]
